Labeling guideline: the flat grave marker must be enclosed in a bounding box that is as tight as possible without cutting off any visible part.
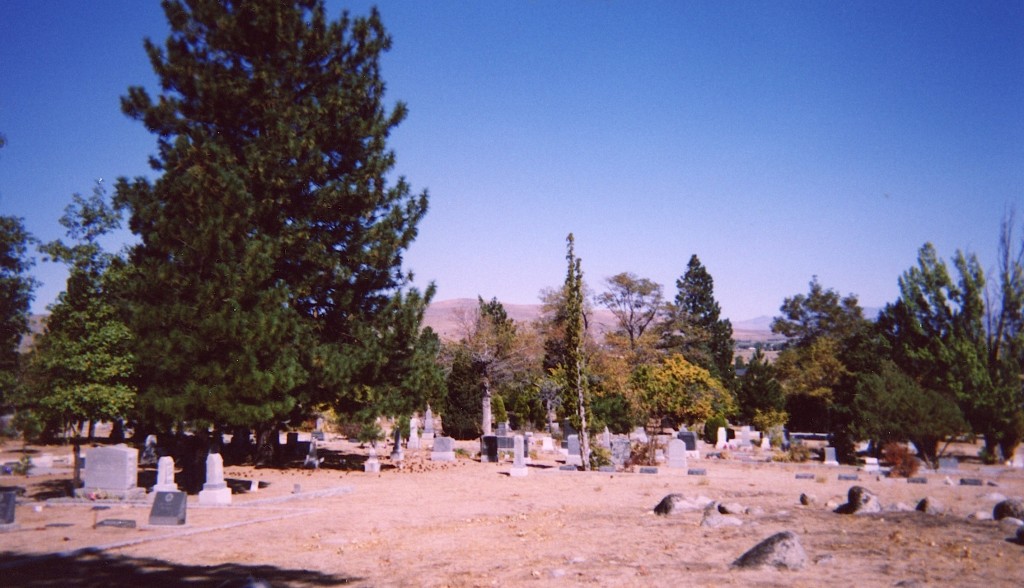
[959,478,983,486]
[838,474,860,481]
[795,473,815,480]
[908,477,928,484]
[687,468,707,476]
[638,467,658,474]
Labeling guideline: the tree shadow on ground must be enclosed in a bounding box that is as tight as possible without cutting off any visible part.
[0,550,361,587]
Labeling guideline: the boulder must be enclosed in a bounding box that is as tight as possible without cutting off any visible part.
[701,502,743,528]
[718,502,746,515]
[653,493,712,516]
[799,493,816,506]
[993,498,1024,521]
[731,531,807,570]
[835,486,882,515]
[915,497,945,515]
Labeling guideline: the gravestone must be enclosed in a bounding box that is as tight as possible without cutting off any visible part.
[559,464,578,471]
[541,437,554,453]
[678,431,700,459]
[938,457,959,472]
[148,491,187,526]
[423,406,435,442]
[862,457,880,474]
[496,422,509,437]
[630,427,648,444]
[407,417,421,450]
[666,439,687,469]
[390,430,404,463]
[0,489,16,530]
[198,453,232,505]
[610,438,631,467]
[565,434,582,467]
[286,432,299,449]
[509,435,528,478]
[364,443,381,473]
[600,427,612,449]
[304,439,322,469]
[908,477,928,484]
[760,436,771,451]
[838,473,859,481]
[523,432,533,464]
[823,447,839,466]
[96,518,135,528]
[795,473,815,480]
[639,466,658,474]
[152,456,179,493]
[140,435,158,465]
[431,436,456,462]
[959,478,983,486]
[480,435,499,463]
[687,468,707,476]
[311,430,326,442]
[79,445,144,499]
[715,427,728,450]
[678,431,697,451]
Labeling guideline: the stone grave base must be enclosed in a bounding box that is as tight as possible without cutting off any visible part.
[431,452,456,462]
[509,466,528,477]
[198,486,232,505]
[75,487,147,501]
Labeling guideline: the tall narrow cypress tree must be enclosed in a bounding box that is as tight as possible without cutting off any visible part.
[562,234,590,470]
[116,2,435,445]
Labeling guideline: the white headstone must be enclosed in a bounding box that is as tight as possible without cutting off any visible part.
[408,425,421,450]
[541,437,554,452]
[631,427,649,443]
[823,446,839,466]
[152,456,179,493]
[667,438,687,469]
[715,427,728,450]
[760,436,771,451]
[198,453,232,505]
[510,435,528,477]
[364,442,381,473]
[600,427,612,449]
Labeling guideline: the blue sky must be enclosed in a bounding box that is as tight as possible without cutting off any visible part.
[1,1,1022,321]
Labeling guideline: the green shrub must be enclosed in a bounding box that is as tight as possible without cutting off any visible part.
[703,414,728,444]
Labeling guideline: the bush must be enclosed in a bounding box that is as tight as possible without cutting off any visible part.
[703,414,728,444]
[771,444,811,463]
[589,444,611,469]
[883,442,920,478]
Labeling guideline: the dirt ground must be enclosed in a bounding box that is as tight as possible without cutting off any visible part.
[1,436,1022,587]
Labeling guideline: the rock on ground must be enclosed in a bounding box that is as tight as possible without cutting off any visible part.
[992,498,1024,521]
[835,486,882,515]
[702,502,743,528]
[732,531,807,570]
[916,497,945,515]
[653,493,711,516]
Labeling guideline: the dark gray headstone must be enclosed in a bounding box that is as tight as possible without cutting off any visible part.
[559,464,578,471]
[838,474,859,481]
[908,477,928,484]
[496,435,515,451]
[795,473,815,480]
[639,467,658,474]
[678,431,698,451]
[311,431,326,442]
[286,432,299,446]
[959,478,983,486]
[480,435,498,463]
[938,457,959,471]
[148,491,187,526]
[0,489,15,525]
[687,468,707,476]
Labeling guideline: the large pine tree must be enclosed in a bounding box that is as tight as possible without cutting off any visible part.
[116,1,437,446]
[662,255,734,384]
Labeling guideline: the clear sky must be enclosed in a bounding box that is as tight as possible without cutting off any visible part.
[1,1,1022,321]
